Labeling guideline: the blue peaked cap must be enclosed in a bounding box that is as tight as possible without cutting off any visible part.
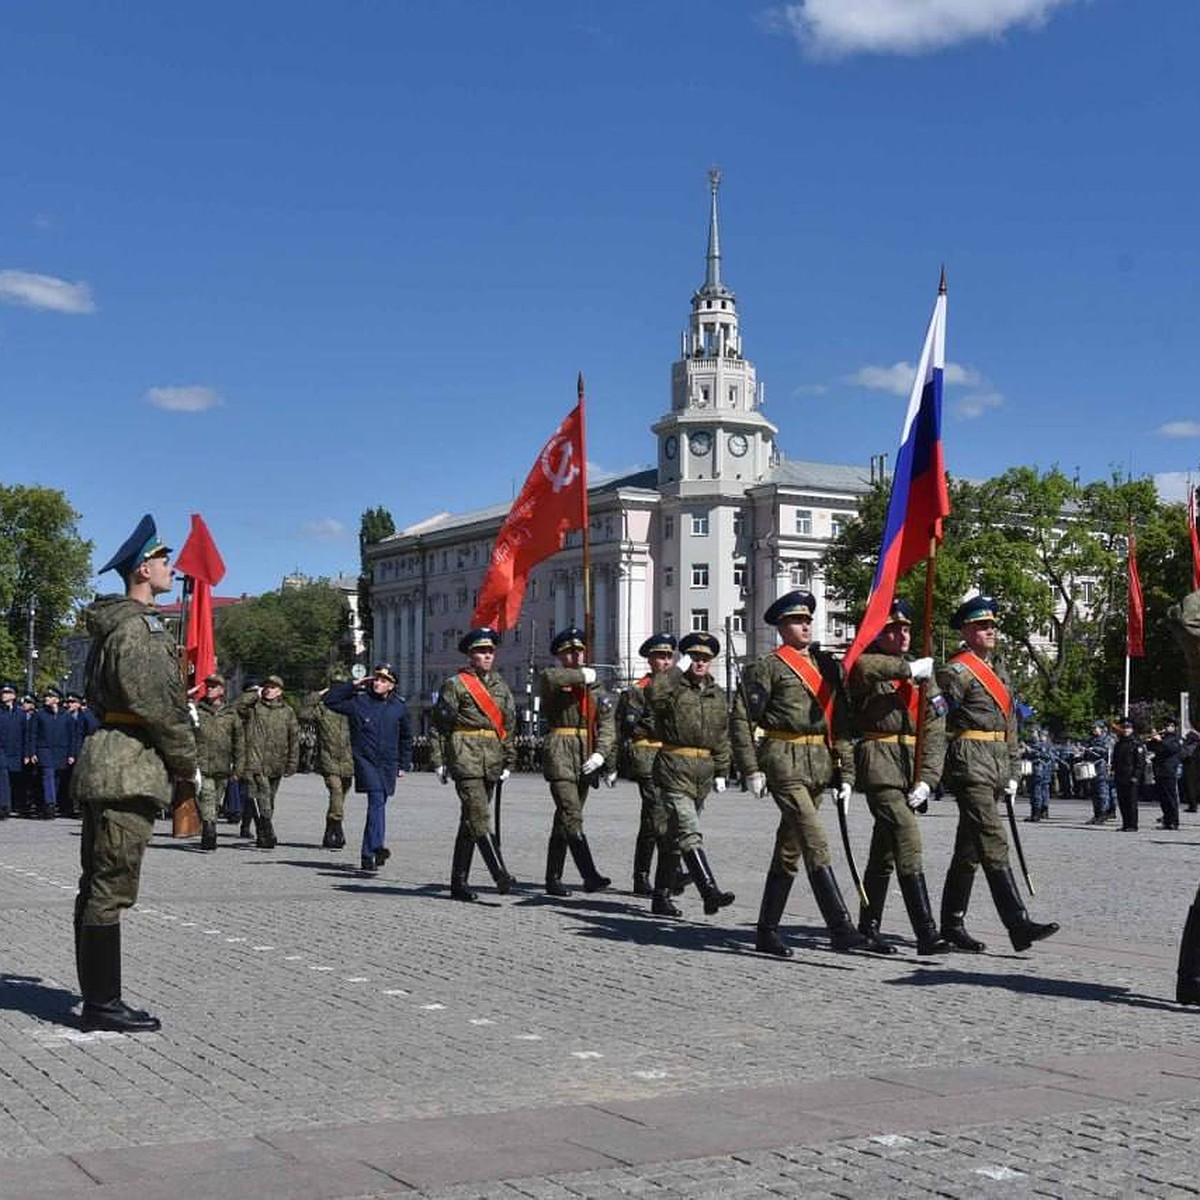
[98,514,170,577]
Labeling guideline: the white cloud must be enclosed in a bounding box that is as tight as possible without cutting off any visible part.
[1155,420,1200,439]
[1153,473,1194,504]
[300,518,349,542]
[847,360,979,397]
[0,269,96,314]
[145,385,223,413]
[774,0,1076,59]
[953,389,1005,419]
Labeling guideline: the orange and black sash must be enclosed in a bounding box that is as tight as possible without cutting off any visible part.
[773,646,835,748]
[635,674,651,690]
[894,679,921,728]
[457,670,506,740]
[949,650,1012,720]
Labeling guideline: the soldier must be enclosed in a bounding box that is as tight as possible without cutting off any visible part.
[194,673,244,852]
[1110,716,1145,832]
[1147,718,1184,831]
[31,687,76,819]
[1026,728,1055,822]
[539,627,616,896]
[937,595,1059,953]
[732,590,867,956]
[324,663,414,873]
[304,679,353,850]
[0,682,22,819]
[237,675,299,849]
[431,627,517,900]
[615,633,676,897]
[1168,590,1200,1004]
[646,631,734,918]
[845,598,950,955]
[1083,720,1115,824]
[71,514,197,1032]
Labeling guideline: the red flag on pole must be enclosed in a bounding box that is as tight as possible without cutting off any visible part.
[472,402,586,631]
[175,514,227,695]
[1189,485,1200,591]
[1127,524,1144,659]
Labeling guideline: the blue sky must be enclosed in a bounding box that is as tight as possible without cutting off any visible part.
[2,1,1198,599]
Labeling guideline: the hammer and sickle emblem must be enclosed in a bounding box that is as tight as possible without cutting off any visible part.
[540,436,579,494]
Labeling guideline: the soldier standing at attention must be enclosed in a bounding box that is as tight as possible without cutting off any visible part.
[615,633,676,897]
[646,631,734,919]
[937,595,1059,953]
[732,590,867,957]
[32,687,75,819]
[845,599,950,956]
[194,673,243,852]
[539,627,616,896]
[431,627,517,900]
[71,514,197,1032]
[237,674,299,849]
[0,682,20,819]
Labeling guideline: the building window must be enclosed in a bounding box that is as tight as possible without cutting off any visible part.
[664,566,675,589]
[733,510,744,536]
[831,514,847,539]
[529,579,538,601]
[691,512,709,536]
[728,386,737,406]
[733,562,746,589]
[456,588,467,610]
[664,515,675,540]
[731,610,746,633]
[690,608,710,632]
[691,563,709,588]
[795,509,813,536]
[790,563,811,588]
[663,610,675,634]
[1078,580,1096,604]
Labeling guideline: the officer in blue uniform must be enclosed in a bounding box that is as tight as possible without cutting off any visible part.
[0,682,22,818]
[1025,728,1055,822]
[32,687,76,819]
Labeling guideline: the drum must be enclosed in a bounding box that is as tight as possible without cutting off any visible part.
[1020,760,1033,777]
[1073,760,1097,782]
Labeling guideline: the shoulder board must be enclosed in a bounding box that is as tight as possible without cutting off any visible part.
[141,613,166,634]
[597,695,614,712]
[948,662,966,674]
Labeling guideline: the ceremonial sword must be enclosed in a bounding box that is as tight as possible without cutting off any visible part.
[1002,788,1036,895]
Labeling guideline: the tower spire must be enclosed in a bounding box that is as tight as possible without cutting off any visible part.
[704,165,723,293]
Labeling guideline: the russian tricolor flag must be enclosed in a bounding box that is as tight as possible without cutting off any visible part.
[842,282,951,675]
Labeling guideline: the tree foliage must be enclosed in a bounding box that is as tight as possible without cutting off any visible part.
[357,505,396,650]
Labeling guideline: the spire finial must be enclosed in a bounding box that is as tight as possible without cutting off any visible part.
[938,264,947,295]
[705,165,723,292]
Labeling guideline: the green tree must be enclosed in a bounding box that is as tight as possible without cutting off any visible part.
[357,505,395,650]
[0,485,93,686]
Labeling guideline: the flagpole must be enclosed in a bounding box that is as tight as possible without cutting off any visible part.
[1123,652,1131,719]
[911,536,938,799]
[577,373,595,755]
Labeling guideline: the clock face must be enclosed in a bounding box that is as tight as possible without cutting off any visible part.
[664,435,678,460]
[728,433,749,457]
[689,430,712,455]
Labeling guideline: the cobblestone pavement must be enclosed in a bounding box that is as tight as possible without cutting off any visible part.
[1,773,1197,1197]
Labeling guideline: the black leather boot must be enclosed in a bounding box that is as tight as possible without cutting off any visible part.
[239,803,254,838]
[1176,890,1200,1005]
[568,834,611,892]
[857,870,898,955]
[898,872,951,954]
[809,865,868,951]
[683,847,734,916]
[255,816,276,849]
[755,871,794,957]
[985,865,1059,952]
[545,833,570,897]
[650,848,682,917]
[940,870,987,952]
[632,833,655,896]
[200,820,217,852]
[321,818,340,849]
[476,833,514,895]
[451,832,478,901]
[78,924,161,1033]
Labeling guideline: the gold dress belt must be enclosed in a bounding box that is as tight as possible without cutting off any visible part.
[661,745,711,758]
[764,731,824,744]
[454,728,497,737]
[953,730,1006,742]
[861,732,916,745]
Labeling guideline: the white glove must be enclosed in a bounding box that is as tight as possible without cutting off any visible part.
[581,752,605,776]
[580,667,597,685]
[193,767,203,790]
[499,768,511,783]
[713,776,727,793]
[836,782,853,809]
[907,780,931,810]
[187,700,200,728]
[908,656,934,682]
[745,771,768,798]
[436,765,449,785]
[676,654,692,674]
[603,770,618,788]
[1004,778,1019,799]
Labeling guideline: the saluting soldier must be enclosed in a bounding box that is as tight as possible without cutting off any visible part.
[539,627,616,896]
[431,627,517,900]
[731,590,867,956]
[937,595,1059,953]
[846,598,950,955]
[302,677,353,849]
[646,631,734,918]
[616,632,677,897]
[194,672,244,851]
[71,514,197,1032]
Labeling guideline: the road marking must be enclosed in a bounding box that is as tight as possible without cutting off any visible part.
[571,1051,603,1059]
[870,1134,913,1147]
[419,1003,446,1010]
[975,1166,1025,1181]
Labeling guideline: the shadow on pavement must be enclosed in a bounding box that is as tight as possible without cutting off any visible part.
[0,973,78,1023]
[886,967,1181,1011]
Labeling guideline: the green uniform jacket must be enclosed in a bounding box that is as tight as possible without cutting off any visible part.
[937,649,1020,791]
[539,667,616,781]
[238,693,300,777]
[1168,590,1200,727]
[71,596,197,805]
[730,648,854,790]
[647,666,731,800]
[195,698,245,777]
[616,677,658,780]
[311,702,353,776]
[430,668,517,780]
[848,652,945,792]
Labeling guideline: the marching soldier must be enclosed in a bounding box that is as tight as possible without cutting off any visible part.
[539,627,616,896]
[194,673,244,851]
[645,631,734,918]
[731,590,867,956]
[845,598,950,955]
[431,627,517,900]
[303,678,353,850]
[71,514,197,1032]
[616,633,677,897]
[237,675,299,849]
[937,595,1059,953]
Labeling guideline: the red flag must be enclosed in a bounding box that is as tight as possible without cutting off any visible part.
[1189,485,1200,592]
[472,401,586,631]
[175,514,227,694]
[1127,524,1144,659]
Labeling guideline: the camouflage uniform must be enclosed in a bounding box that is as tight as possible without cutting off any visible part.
[311,700,353,831]
[615,677,668,894]
[195,697,244,824]
[1169,590,1200,1004]
[238,692,299,837]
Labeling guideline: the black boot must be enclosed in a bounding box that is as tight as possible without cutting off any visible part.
[568,834,611,892]
[1176,891,1200,1005]
[671,861,692,895]
[755,871,794,957]
[857,871,898,955]
[632,833,655,896]
[255,816,276,849]
[321,818,340,849]
[650,848,681,917]
[78,924,161,1033]
[199,820,217,852]
[476,833,514,895]
[898,872,952,954]
[545,833,570,897]
[985,866,1059,952]
[239,810,254,838]
[940,870,987,952]
[809,865,868,951]
[683,847,734,916]
[450,833,478,902]
[360,852,377,872]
